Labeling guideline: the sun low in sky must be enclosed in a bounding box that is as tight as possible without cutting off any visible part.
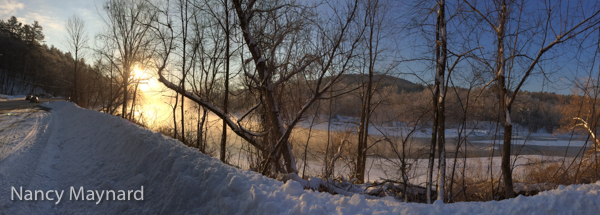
[131,64,161,93]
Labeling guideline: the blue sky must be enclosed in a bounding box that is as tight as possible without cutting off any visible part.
[0,0,596,95]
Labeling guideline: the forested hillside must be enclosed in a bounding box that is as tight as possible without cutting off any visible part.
[256,73,568,134]
[0,16,101,105]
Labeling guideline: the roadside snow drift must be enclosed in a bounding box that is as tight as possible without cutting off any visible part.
[0,101,599,214]
[0,94,25,101]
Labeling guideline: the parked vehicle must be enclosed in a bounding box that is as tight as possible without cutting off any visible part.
[30,96,39,103]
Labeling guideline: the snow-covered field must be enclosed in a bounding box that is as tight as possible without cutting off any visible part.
[1,101,599,214]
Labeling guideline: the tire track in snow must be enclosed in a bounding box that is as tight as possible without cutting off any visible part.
[0,107,76,214]
[0,111,33,133]
[0,110,51,212]
[19,107,65,214]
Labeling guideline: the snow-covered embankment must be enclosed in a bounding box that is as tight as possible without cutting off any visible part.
[0,101,599,214]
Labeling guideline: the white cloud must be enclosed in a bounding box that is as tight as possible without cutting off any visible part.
[0,0,102,49]
[0,0,24,19]
[23,12,63,31]
[0,0,62,33]
[16,11,64,48]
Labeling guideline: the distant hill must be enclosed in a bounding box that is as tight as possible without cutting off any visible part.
[323,73,425,93]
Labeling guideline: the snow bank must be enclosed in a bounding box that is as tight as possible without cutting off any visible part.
[0,94,26,101]
[1,101,599,214]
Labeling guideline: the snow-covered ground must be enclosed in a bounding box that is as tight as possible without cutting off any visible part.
[0,94,26,101]
[1,101,599,214]
[471,139,587,147]
[294,155,577,187]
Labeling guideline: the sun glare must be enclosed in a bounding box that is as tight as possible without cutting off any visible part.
[131,65,159,92]
[131,65,145,80]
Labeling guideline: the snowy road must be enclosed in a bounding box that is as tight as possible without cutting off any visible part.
[0,98,64,110]
[0,102,599,214]
[0,106,81,213]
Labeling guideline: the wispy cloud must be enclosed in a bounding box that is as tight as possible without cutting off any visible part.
[0,0,102,49]
[0,0,24,19]
[16,11,65,44]
[0,0,62,34]
[20,12,63,31]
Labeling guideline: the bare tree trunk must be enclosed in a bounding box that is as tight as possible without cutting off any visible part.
[356,0,382,184]
[129,82,139,121]
[596,29,600,182]
[402,138,408,202]
[74,51,78,105]
[173,92,179,139]
[122,72,128,118]
[448,79,474,202]
[325,86,333,179]
[180,66,185,142]
[220,0,230,163]
[495,0,514,199]
[436,0,447,202]
[197,106,201,149]
[427,101,438,204]
[302,110,319,178]
[64,15,88,106]
[197,106,207,152]
[426,11,441,204]
[108,62,113,113]
[356,84,368,183]
[232,0,297,174]
[179,0,189,144]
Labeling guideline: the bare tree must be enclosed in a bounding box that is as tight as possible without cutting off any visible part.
[355,0,377,184]
[354,0,398,185]
[196,0,234,162]
[220,0,231,164]
[64,14,89,105]
[464,0,600,198]
[98,0,156,119]
[434,0,448,202]
[176,0,197,144]
[153,0,362,175]
[423,0,449,203]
